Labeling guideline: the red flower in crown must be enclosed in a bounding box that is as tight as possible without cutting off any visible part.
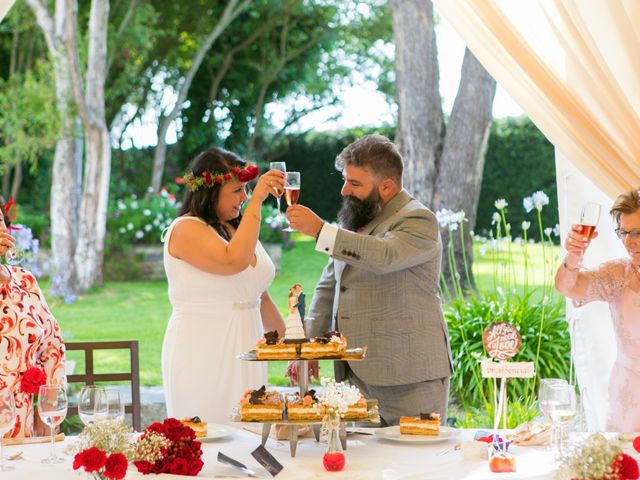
[223,173,232,181]
[215,176,223,184]
[20,367,46,395]
[202,171,213,184]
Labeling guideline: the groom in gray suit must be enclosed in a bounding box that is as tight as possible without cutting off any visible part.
[286,134,452,426]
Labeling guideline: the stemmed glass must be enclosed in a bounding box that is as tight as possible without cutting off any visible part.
[105,389,125,422]
[546,383,577,461]
[38,384,67,464]
[579,202,601,240]
[79,385,108,426]
[0,390,16,472]
[269,162,287,215]
[538,378,568,422]
[283,172,300,232]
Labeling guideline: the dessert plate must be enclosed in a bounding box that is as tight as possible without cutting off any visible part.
[199,424,237,442]
[374,425,458,444]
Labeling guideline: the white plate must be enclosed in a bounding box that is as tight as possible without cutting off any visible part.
[199,424,237,442]
[374,425,458,444]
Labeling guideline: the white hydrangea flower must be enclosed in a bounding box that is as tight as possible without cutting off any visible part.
[135,231,144,239]
[494,198,508,210]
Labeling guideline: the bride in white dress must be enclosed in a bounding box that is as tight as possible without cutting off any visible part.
[162,148,285,425]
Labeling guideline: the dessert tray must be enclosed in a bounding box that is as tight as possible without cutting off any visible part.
[230,399,380,457]
[237,346,367,361]
[374,425,459,444]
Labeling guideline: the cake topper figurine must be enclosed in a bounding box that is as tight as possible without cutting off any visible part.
[284,284,306,341]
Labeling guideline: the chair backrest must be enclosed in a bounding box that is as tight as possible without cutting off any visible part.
[65,340,141,431]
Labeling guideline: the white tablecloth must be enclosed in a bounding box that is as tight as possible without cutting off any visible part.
[0,429,571,479]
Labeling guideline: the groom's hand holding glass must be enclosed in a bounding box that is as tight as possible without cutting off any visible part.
[286,204,325,237]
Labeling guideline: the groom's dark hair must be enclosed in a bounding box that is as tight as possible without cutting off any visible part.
[335,134,403,184]
[178,147,247,241]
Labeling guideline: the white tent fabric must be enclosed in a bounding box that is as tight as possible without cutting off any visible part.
[0,0,14,23]
[432,0,640,429]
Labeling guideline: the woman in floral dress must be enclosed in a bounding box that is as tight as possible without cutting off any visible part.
[556,188,640,431]
[0,199,65,437]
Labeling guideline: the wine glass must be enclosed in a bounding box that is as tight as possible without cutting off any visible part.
[4,247,24,266]
[269,162,287,214]
[38,384,67,464]
[579,202,601,240]
[283,172,301,232]
[546,383,577,461]
[105,388,125,422]
[0,390,16,472]
[538,378,568,423]
[78,385,108,426]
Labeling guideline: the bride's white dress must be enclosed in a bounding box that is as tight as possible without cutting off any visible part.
[161,216,273,425]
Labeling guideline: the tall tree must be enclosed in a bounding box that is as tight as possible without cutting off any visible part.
[389,0,496,290]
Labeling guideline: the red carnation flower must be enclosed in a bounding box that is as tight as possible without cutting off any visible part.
[175,177,184,184]
[237,170,251,182]
[170,457,188,475]
[188,458,204,476]
[215,176,223,184]
[232,167,240,175]
[21,367,46,395]
[203,171,213,184]
[76,447,107,473]
[104,453,128,480]
[613,452,640,480]
[633,436,640,453]
[224,173,232,180]
[133,461,154,474]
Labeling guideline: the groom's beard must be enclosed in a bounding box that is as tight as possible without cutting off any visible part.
[337,188,383,231]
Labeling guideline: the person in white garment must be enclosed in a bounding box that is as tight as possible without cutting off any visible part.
[162,147,285,425]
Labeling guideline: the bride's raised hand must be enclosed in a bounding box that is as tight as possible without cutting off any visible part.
[252,169,286,203]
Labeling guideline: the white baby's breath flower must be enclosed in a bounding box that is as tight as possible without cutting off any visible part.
[494,198,508,210]
[317,378,362,417]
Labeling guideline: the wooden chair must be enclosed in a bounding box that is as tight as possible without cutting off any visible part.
[65,340,141,431]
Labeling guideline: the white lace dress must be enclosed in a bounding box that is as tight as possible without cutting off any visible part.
[161,216,273,425]
[580,258,640,431]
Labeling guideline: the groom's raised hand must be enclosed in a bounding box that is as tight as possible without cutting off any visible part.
[284,360,320,386]
[286,205,324,238]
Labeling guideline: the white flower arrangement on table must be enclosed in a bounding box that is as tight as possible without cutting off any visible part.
[316,378,363,431]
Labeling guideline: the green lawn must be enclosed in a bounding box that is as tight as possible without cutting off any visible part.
[51,236,561,387]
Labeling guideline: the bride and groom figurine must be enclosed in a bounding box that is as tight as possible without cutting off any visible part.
[285,284,306,341]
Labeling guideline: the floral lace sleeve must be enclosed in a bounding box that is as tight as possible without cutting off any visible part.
[579,259,627,305]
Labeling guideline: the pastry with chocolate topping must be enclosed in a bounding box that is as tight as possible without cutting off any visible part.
[180,416,208,438]
[286,389,325,421]
[255,330,298,360]
[300,331,347,359]
[239,385,284,421]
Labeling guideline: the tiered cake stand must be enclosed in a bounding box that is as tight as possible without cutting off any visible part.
[234,347,379,457]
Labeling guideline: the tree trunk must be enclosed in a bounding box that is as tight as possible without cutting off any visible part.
[434,49,496,292]
[27,0,81,291]
[1,166,10,196]
[390,0,496,294]
[10,160,22,201]
[389,0,443,206]
[149,0,250,192]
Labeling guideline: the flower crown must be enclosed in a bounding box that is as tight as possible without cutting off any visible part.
[178,164,259,192]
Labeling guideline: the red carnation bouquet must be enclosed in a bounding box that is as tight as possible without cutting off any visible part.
[73,447,128,480]
[133,418,204,476]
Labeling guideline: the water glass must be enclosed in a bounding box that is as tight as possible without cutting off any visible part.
[0,390,16,472]
[105,389,125,422]
[538,378,568,422]
[546,383,577,461]
[79,385,108,426]
[38,384,67,464]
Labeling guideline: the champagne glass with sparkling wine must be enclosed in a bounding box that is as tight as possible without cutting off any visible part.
[269,162,287,215]
[579,202,601,240]
[283,171,300,232]
[38,384,67,464]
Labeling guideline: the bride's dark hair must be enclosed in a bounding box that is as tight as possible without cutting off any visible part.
[178,147,247,241]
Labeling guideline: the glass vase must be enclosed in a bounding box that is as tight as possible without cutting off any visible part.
[322,415,345,472]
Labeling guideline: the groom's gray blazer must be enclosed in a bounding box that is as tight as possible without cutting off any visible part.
[308,189,452,387]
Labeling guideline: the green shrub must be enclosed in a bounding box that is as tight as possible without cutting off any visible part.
[259,203,294,248]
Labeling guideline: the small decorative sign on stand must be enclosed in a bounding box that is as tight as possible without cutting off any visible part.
[481,322,535,433]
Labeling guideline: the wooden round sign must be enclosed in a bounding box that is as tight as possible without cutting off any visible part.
[483,322,522,361]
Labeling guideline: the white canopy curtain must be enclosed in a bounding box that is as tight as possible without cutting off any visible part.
[432,0,640,430]
[0,0,14,23]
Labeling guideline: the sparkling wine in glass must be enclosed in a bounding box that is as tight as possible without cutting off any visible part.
[269,162,287,213]
[105,388,125,422]
[283,172,300,233]
[538,378,568,422]
[79,385,108,426]
[0,390,16,472]
[578,202,601,239]
[546,383,577,461]
[38,385,67,464]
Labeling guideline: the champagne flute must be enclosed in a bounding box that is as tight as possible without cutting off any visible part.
[579,202,601,240]
[547,383,577,461]
[269,162,287,214]
[78,385,108,426]
[105,388,125,422]
[283,172,300,233]
[0,390,16,472]
[538,378,568,423]
[38,384,67,464]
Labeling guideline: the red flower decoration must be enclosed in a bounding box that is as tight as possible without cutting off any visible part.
[203,171,213,184]
[175,177,184,184]
[74,447,107,473]
[223,173,232,180]
[613,452,640,480]
[20,367,46,395]
[104,453,128,480]
[215,177,223,184]
[633,436,640,453]
[232,167,241,175]
[170,457,188,475]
